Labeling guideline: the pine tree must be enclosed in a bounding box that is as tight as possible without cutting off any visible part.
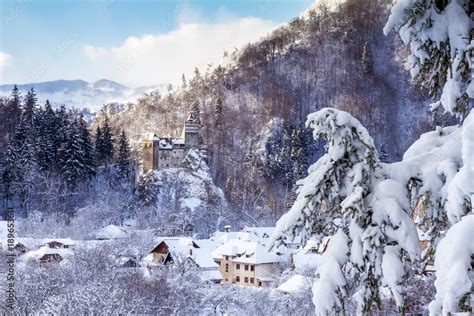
[2,139,18,204]
[214,97,223,127]
[270,108,419,314]
[11,113,38,214]
[59,120,85,190]
[181,73,187,88]
[4,85,22,135]
[23,87,39,127]
[224,177,233,203]
[36,100,57,171]
[379,144,389,162]
[190,100,201,123]
[54,105,70,166]
[362,41,373,74]
[95,116,114,167]
[384,0,472,119]
[78,114,95,180]
[116,130,131,181]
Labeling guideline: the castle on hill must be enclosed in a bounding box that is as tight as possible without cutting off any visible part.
[143,112,201,172]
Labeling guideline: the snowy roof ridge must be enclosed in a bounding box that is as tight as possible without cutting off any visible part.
[211,238,284,264]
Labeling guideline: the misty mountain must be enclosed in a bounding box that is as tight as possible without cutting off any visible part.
[0,79,168,111]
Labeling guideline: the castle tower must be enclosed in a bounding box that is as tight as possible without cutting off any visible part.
[143,133,159,172]
[183,115,200,149]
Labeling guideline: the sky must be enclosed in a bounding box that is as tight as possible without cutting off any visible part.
[0,0,314,87]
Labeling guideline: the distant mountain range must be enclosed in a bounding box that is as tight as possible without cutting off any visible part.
[0,79,168,111]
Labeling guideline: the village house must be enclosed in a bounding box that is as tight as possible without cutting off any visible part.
[142,113,201,172]
[25,246,73,266]
[43,238,75,249]
[145,237,222,282]
[211,239,286,287]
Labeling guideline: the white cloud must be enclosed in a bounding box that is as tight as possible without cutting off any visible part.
[83,17,276,86]
[0,52,13,68]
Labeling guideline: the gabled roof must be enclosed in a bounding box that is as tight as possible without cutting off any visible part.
[211,239,285,265]
[42,238,75,246]
[148,237,218,269]
[24,246,73,261]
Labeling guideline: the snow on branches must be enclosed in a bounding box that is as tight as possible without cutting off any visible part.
[429,214,474,314]
[383,0,472,119]
[270,108,420,314]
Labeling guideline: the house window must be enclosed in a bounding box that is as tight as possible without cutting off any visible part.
[236,276,240,282]
[250,278,254,284]
[225,264,229,272]
[258,281,262,287]
[250,265,254,272]
[244,264,249,271]
[244,277,249,283]
[225,256,229,260]
[236,264,240,270]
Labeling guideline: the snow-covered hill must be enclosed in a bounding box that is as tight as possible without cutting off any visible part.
[0,79,168,111]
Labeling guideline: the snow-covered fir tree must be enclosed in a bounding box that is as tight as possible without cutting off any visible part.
[116,130,132,182]
[36,100,57,171]
[385,0,473,313]
[95,115,114,167]
[270,108,420,314]
[383,0,472,119]
[59,120,86,190]
[78,114,96,180]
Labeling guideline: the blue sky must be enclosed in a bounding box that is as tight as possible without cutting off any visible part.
[0,0,314,86]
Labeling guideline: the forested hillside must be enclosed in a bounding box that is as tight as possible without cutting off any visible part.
[97,0,435,225]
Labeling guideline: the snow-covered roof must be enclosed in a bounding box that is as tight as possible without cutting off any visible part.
[278,275,313,294]
[148,237,219,269]
[193,239,221,268]
[24,246,73,260]
[94,224,128,240]
[256,276,275,282]
[42,238,75,246]
[172,138,185,145]
[211,239,285,265]
[198,269,222,282]
[158,137,185,150]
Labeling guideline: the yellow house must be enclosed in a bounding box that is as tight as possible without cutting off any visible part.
[211,239,285,287]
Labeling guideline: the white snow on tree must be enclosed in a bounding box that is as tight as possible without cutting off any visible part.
[383,0,472,119]
[312,229,349,315]
[428,214,473,314]
[270,108,419,314]
[445,111,474,223]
